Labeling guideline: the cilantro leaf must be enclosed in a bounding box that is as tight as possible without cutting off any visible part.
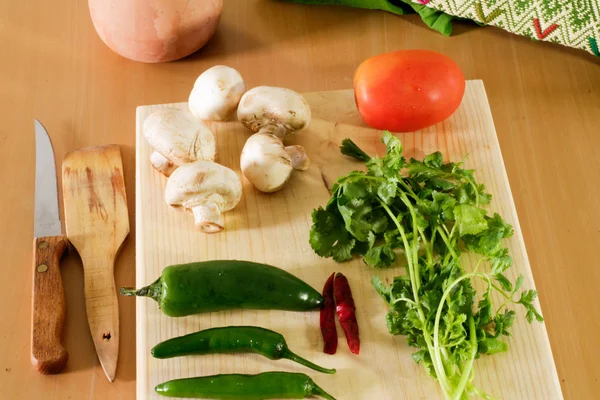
[454,204,488,235]
[377,182,397,204]
[340,178,371,199]
[408,159,451,181]
[421,191,456,228]
[517,290,544,323]
[478,338,508,355]
[372,276,391,304]
[443,311,467,344]
[424,151,444,168]
[475,289,493,328]
[364,242,397,268]
[412,350,437,379]
[494,273,513,292]
[338,198,372,242]
[309,207,355,262]
[364,131,407,179]
[454,181,492,205]
[493,309,516,337]
[366,155,385,177]
[371,209,389,233]
[490,249,513,274]
[382,130,403,156]
[429,177,455,191]
[462,213,513,257]
[512,275,524,295]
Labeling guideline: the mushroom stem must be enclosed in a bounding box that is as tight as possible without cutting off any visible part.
[150,151,178,177]
[257,125,289,139]
[191,203,224,234]
[285,145,310,171]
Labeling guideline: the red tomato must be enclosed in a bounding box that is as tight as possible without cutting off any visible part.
[353,50,465,132]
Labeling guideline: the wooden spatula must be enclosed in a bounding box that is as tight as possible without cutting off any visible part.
[62,144,129,382]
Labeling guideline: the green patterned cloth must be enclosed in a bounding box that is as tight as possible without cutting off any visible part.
[287,0,600,57]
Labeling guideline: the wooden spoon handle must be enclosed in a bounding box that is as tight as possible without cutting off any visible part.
[82,254,120,382]
[31,236,69,374]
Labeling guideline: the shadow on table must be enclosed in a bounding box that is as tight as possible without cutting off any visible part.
[60,254,96,375]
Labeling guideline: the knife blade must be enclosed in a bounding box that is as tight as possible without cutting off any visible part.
[31,119,69,374]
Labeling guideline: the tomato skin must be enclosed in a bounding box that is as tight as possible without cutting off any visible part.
[353,50,466,132]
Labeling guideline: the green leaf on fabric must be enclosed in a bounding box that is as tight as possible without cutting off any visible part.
[281,1,454,36]
[399,1,454,36]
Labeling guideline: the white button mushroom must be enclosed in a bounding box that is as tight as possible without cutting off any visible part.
[237,86,312,192]
[237,86,311,139]
[188,65,246,121]
[164,161,242,234]
[143,108,217,177]
[240,133,294,193]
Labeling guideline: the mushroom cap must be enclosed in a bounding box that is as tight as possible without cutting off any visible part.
[143,108,216,166]
[165,161,242,213]
[188,65,246,121]
[237,86,311,139]
[240,133,294,193]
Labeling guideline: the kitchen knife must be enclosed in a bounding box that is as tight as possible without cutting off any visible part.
[31,119,69,374]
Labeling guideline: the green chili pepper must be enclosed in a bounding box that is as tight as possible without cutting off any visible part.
[120,260,323,317]
[151,326,336,374]
[155,371,337,399]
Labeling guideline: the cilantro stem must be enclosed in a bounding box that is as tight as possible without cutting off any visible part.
[363,175,388,183]
[433,272,474,371]
[398,178,421,202]
[399,193,422,293]
[418,226,433,266]
[490,282,513,301]
[436,226,459,259]
[443,223,451,237]
[378,199,422,312]
[469,180,480,208]
[490,281,520,314]
[391,297,416,307]
[396,179,434,267]
[378,198,453,396]
[433,269,492,400]
[451,316,478,400]
[471,386,496,400]
[449,224,457,240]
[443,336,466,348]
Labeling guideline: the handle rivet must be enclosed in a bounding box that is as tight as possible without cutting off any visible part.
[37,264,48,273]
[38,241,49,249]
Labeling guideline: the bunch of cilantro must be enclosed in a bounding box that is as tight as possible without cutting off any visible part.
[310,131,543,399]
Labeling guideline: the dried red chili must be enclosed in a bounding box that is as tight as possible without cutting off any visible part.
[320,272,337,354]
[333,272,359,354]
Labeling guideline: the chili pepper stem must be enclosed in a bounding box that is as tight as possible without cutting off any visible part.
[311,382,337,400]
[119,287,144,296]
[283,350,336,374]
[120,277,163,304]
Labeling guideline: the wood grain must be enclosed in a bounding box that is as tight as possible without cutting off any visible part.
[31,235,69,375]
[62,145,130,382]
[135,83,562,399]
[2,0,600,398]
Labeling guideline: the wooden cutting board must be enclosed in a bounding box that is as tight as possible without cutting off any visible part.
[135,81,562,400]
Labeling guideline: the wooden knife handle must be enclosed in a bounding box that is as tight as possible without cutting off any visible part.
[31,236,69,374]
[81,254,120,382]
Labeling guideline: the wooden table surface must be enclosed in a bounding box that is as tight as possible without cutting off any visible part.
[0,1,598,399]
